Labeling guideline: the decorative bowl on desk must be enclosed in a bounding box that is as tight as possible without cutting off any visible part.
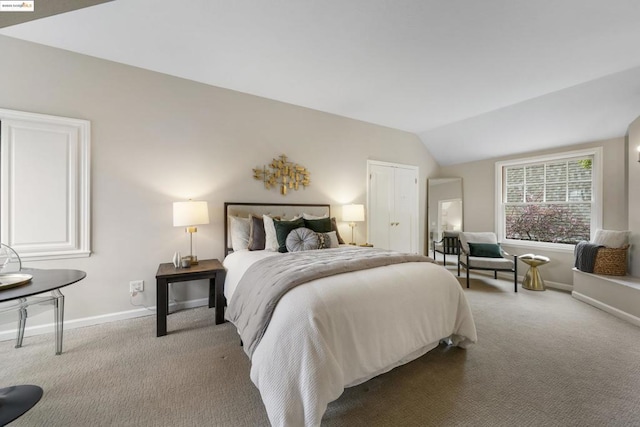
[0,273,32,290]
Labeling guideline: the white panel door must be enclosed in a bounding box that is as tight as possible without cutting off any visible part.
[368,163,393,250]
[368,161,419,253]
[391,166,418,253]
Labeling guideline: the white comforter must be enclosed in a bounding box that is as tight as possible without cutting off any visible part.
[224,249,477,427]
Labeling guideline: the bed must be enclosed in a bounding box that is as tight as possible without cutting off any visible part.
[223,202,477,427]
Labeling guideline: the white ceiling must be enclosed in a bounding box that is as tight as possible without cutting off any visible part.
[2,0,640,165]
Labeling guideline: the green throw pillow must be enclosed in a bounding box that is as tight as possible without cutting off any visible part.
[468,242,502,258]
[274,218,305,253]
[303,217,332,233]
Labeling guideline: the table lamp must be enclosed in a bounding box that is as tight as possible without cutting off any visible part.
[173,200,209,265]
[342,204,365,245]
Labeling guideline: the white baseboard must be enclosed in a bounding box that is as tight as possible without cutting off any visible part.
[489,271,572,292]
[543,280,573,292]
[0,297,210,343]
[572,291,640,327]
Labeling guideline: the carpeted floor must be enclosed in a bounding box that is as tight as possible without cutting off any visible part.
[1,272,639,426]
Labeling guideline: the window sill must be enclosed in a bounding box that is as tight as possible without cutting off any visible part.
[499,240,575,254]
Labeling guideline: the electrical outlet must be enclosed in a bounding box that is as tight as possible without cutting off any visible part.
[129,280,144,293]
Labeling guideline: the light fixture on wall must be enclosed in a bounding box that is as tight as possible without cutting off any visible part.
[173,200,209,265]
[637,145,640,162]
[342,204,365,245]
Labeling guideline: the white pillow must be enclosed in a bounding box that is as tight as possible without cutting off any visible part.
[302,213,329,220]
[229,216,250,251]
[262,214,279,251]
[592,229,630,248]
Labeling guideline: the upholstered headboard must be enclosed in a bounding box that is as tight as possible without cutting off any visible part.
[224,202,331,256]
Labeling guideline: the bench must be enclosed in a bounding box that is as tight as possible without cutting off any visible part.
[572,268,640,327]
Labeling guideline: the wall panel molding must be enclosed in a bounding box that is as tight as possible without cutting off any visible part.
[1,108,91,260]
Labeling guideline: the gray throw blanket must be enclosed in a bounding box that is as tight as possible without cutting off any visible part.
[574,241,601,273]
[227,246,433,358]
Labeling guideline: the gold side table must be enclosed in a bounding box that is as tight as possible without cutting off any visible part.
[520,254,550,291]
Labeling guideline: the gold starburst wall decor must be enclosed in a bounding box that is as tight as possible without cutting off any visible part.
[253,154,311,195]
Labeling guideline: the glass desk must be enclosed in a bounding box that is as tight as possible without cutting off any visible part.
[0,268,86,425]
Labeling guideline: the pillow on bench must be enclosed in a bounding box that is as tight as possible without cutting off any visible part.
[592,229,631,249]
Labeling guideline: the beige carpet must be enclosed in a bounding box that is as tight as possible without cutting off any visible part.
[1,273,639,426]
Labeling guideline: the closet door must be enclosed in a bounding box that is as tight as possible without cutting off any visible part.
[368,161,419,253]
[390,166,417,253]
[368,163,394,250]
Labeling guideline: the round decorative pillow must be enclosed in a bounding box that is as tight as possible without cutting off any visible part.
[286,227,319,252]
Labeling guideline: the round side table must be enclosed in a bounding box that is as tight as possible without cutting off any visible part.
[520,254,550,291]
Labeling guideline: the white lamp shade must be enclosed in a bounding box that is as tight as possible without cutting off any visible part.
[342,204,365,222]
[173,200,210,227]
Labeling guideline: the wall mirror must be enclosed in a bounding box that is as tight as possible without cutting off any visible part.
[427,178,463,245]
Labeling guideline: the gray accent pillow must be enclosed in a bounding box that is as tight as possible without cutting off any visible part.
[330,217,345,245]
[286,227,319,252]
[248,215,266,251]
[229,215,251,251]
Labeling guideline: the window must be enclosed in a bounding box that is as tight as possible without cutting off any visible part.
[495,148,602,250]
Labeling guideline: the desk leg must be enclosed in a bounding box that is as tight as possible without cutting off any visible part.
[157,278,168,337]
[16,298,27,349]
[53,289,64,355]
[215,270,226,325]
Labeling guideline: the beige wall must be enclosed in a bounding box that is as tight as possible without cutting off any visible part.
[440,137,628,286]
[0,35,439,333]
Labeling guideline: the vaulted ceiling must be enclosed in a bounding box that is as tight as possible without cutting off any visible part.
[2,0,640,165]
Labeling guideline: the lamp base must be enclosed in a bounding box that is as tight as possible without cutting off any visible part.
[185,228,199,265]
[349,223,357,246]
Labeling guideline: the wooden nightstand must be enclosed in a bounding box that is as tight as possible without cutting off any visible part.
[155,259,226,337]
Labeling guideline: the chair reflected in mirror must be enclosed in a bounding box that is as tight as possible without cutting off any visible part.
[432,231,460,266]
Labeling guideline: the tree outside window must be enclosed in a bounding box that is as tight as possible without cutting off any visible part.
[503,156,593,245]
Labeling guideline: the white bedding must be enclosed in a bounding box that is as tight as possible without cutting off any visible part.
[223,249,477,427]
